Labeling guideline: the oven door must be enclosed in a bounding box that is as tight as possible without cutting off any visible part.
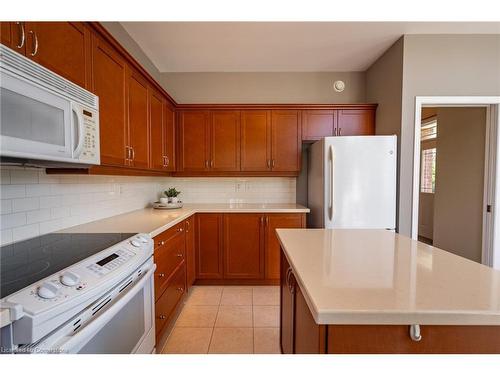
[0,69,75,162]
[28,259,156,354]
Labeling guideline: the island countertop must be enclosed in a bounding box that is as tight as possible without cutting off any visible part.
[276,228,500,326]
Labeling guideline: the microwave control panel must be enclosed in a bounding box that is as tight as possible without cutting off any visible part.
[79,108,100,163]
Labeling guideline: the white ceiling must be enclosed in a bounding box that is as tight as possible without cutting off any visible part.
[121,22,500,72]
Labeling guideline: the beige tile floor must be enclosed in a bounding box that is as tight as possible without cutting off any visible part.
[161,285,281,354]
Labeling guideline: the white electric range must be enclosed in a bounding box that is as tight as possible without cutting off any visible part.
[0,232,156,354]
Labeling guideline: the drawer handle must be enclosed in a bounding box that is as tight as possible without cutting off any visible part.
[158,273,165,278]
[177,287,184,293]
[409,324,422,342]
[177,228,183,232]
[176,253,183,258]
[159,314,166,320]
[158,240,165,246]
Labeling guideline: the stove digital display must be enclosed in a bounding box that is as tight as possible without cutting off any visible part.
[96,253,119,267]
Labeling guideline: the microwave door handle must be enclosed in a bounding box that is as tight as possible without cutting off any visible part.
[72,105,85,158]
[56,264,156,353]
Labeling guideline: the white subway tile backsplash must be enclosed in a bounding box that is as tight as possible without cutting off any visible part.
[0,168,295,246]
[1,185,26,199]
[1,212,27,230]
[26,209,51,224]
[12,197,40,212]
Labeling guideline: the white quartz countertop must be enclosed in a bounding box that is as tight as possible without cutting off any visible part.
[59,203,308,238]
[276,228,500,326]
[0,203,308,328]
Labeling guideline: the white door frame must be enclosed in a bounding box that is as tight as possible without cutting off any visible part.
[412,96,500,268]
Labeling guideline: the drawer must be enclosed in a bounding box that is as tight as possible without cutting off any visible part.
[154,234,186,298]
[155,263,186,340]
[154,221,185,249]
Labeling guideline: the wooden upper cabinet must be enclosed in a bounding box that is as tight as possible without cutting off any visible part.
[336,109,375,136]
[196,213,223,279]
[271,110,301,172]
[26,22,91,90]
[178,111,210,171]
[92,35,128,167]
[164,105,176,171]
[211,111,241,171]
[149,89,165,171]
[127,70,150,169]
[266,214,304,279]
[0,22,26,55]
[302,110,335,141]
[223,214,264,279]
[241,110,271,171]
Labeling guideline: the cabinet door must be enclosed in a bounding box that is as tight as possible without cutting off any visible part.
[179,111,210,171]
[241,110,271,171]
[26,22,91,90]
[336,109,375,136]
[294,284,324,354]
[164,105,176,171]
[271,110,301,171]
[1,22,26,55]
[302,110,335,141]
[185,216,196,288]
[128,70,150,169]
[196,213,223,279]
[211,111,241,171]
[149,89,165,171]
[280,250,295,354]
[92,35,127,166]
[223,214,264,279]
[266,214,305,279]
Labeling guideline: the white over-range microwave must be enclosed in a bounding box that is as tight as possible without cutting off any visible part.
[0,45,100,167]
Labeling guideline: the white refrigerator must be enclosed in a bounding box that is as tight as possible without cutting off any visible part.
[308,135,397,229]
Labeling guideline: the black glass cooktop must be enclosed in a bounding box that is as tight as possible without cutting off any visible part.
[0,233,136,299]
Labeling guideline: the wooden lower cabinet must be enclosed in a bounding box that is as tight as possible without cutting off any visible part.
[195,213,224,279]
[155,263,186,346]
[280,248,500,354]
[223,214,264,279]
[196,213,304,284]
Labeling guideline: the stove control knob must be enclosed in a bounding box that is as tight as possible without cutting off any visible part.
[131,239,141,247]
[137,235,148,243]
[60,271,80,287]
[37,281,60,299]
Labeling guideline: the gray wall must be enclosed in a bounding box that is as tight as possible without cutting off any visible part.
[398,34,500,236]
[366,38,404,230]
[160,72,366,103]
[433,107,486,263]
[101,22,162,83]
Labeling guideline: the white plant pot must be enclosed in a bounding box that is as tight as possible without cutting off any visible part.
[170,197,179,204]
[160,197,169,205]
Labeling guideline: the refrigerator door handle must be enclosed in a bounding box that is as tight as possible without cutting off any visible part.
[328,145,334,221]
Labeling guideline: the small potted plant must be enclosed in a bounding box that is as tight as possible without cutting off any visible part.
[164,187,181,204]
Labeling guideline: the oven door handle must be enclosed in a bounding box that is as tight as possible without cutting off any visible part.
[57,263,156,353]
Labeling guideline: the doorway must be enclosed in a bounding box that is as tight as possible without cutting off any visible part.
[417,107,486,263]
[412,97,500,268]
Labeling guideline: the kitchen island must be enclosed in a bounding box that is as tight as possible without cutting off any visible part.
[276,229,500,353]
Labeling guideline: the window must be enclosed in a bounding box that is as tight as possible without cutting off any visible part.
[421,118,437,141]
[421,148,436,193]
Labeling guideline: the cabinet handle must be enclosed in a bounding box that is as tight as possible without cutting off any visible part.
[177,287,184,293]
[338,127,342,136]
[265,216,269,226]
[334,128,337,136]
[131,147,135,160]
[409,324,422,342]
[158,273,165,278]
[159,314,166,320]
[272,159,275,168]
[15,22,25,49]
[29,30,38,56]
[286,267,295,293]
[165,155,169,167]
[260,216,264,225]
[186,220,190,232]
[210,160,214,168]
[267,159,271,169]
[177,227,183,232]
[159,240,165,246]
[176,253,183,258]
